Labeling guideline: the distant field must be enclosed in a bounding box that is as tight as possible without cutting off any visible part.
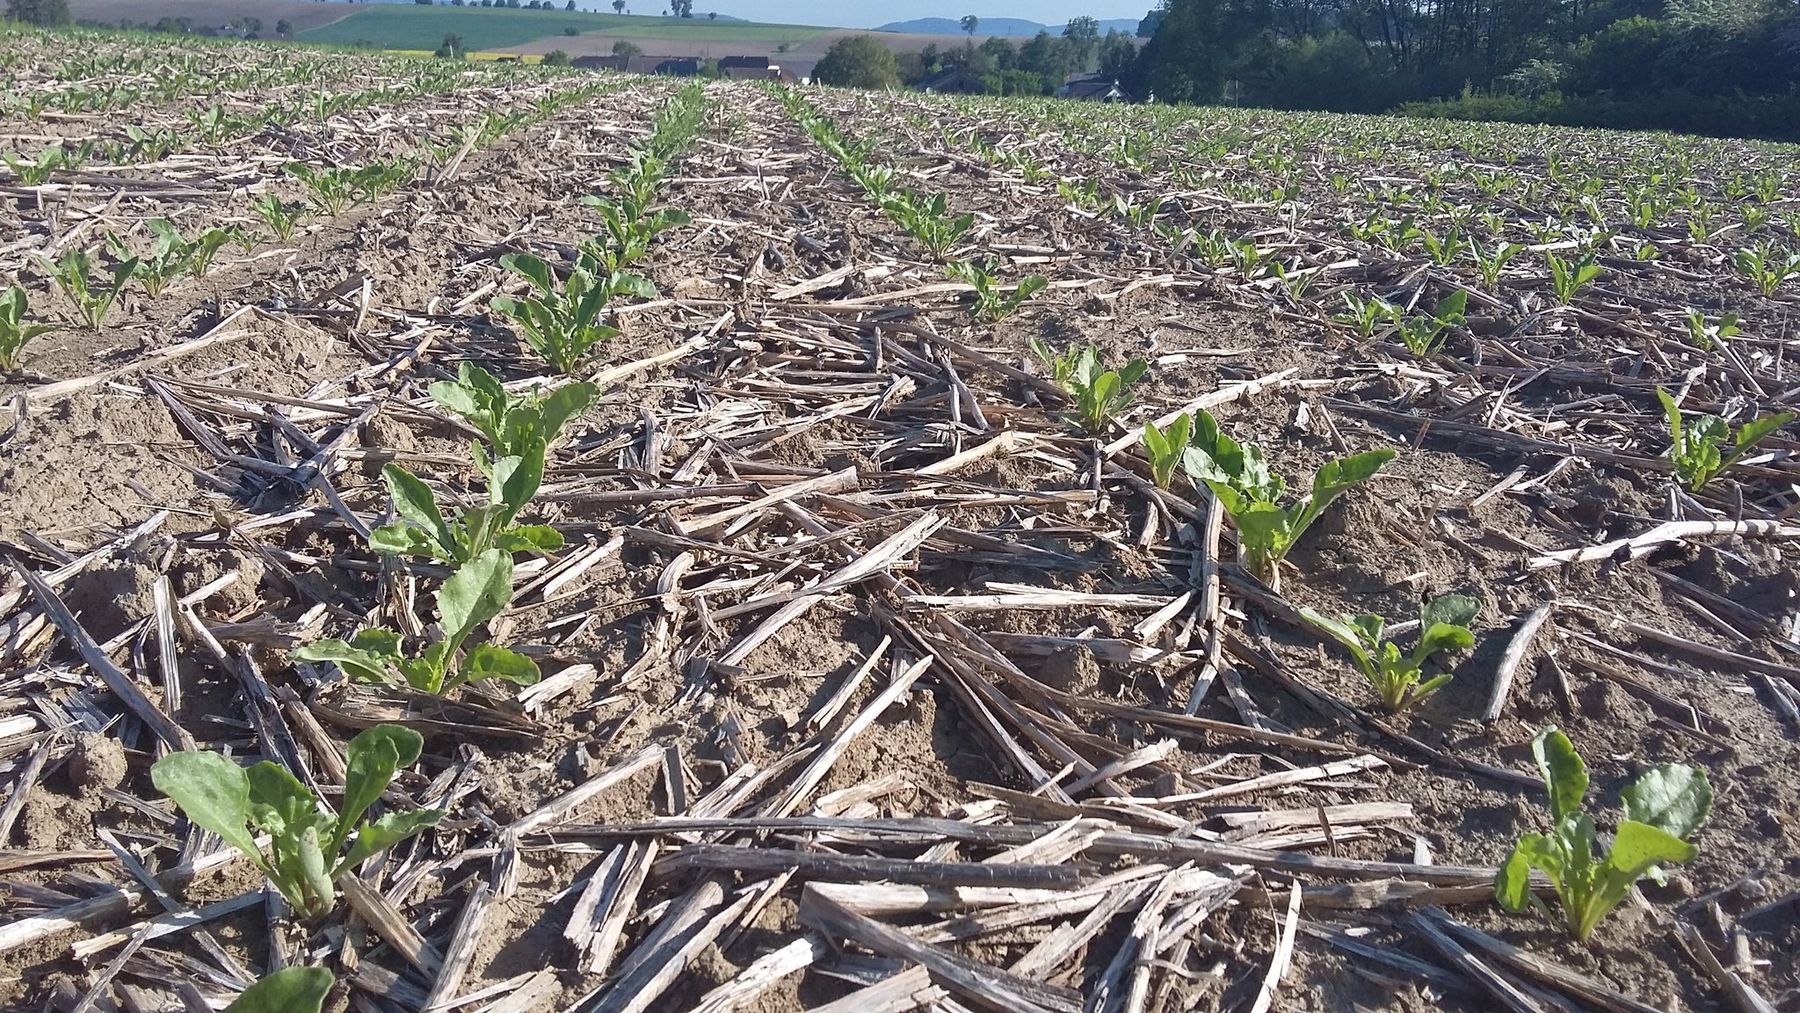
[69,0,355,33]
[300,5,823,51]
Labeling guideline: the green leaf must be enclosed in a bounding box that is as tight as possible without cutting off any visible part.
[1434,288,1468,323]
[381,464,451,553]
[293,825,334,917]
[150,752,266,872]
[398,652,446,695]
[610,272,657,300]
[1620,764,1712,841]
[437,549,515,646]
[1728,411,1793,460]
[1300,607,1375,675]
[1142,419,1170,459]
[245,761,320,841]
[539,382,597,443]
[368,522,436,560]
[495,524,564,553]
[331,724,423,858]
[1532,727,1588,822]
[1410,671,1455,703]
[1310,449,1395,503]
[293,629,401,684]
[336,807,443,873]
[1414,622,1475,659]
[1655,387,1683,446]
[1608,819,1697,878]
[1231,501,1292,579]
[490,295,525,322]
[428,379,484,419]
[498,253,555,295]
[1495,833,1549,912]
[461,360,506,403]
[1421,593,1480,630]
[463,642,542,686]
[1165,412,1191,451]
[224,966,334,1013]
[492,443,545,518]
[1348,614,1385,648]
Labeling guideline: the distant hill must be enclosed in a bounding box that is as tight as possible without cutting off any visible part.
[876,16,1139,37]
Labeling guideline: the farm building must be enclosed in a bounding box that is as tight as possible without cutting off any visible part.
[919,66,987,95]
[1056,72,1129,102]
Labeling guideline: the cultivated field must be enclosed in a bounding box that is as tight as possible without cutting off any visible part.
[297,5,825,53]
[1,22,1798,1013]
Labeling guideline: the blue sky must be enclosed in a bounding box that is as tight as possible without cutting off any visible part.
[700,2,1149,28]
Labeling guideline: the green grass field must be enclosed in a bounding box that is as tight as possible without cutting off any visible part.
[300,5,824,51]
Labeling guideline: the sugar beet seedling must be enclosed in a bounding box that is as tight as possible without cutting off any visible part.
[152,724,442,919]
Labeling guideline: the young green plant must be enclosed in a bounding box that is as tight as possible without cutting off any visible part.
[1731,242,1800,296]
[428,361,596,470]
[294,549,540,695]
[1140,413,1191,489]
[370,446,560,563]
[1546,250,1602,305]
[1183,409,1394,589]
[1656,388,1792,492]
[946,260,1047,323]
[107,220,192,299]
[40,248,138,330]
[0,286,54,371]
[251,192,306,243]
[1333,291,1396,339]
[881,190,974,262]
[1029,338,1148,434]
[151,724,442,919]
[1302,594,1479,711]
[1495,727,1711,943]
[1395,289,1468,357]
[1680,310,1738,351]
[490,252,651,375]
[580,195,690,275]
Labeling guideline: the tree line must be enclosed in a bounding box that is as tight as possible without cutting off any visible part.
[1131,0,1800,139]
[816,18,1139,95]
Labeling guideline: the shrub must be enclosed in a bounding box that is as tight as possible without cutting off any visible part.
[813,34,899,90]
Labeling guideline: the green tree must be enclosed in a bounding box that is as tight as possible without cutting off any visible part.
[813,34,900,88]
[1063,15,1100,69]
[1017,30,1074,91]
[1136,0,1266,103]
[435,32,466,58]
[613,39,642,58]
[5,0,71,25]
[544,48,571,64]
[275,18,292,35]
[979,35,1017,70]
[1096,27,1134,77]
[960,13,978,36]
